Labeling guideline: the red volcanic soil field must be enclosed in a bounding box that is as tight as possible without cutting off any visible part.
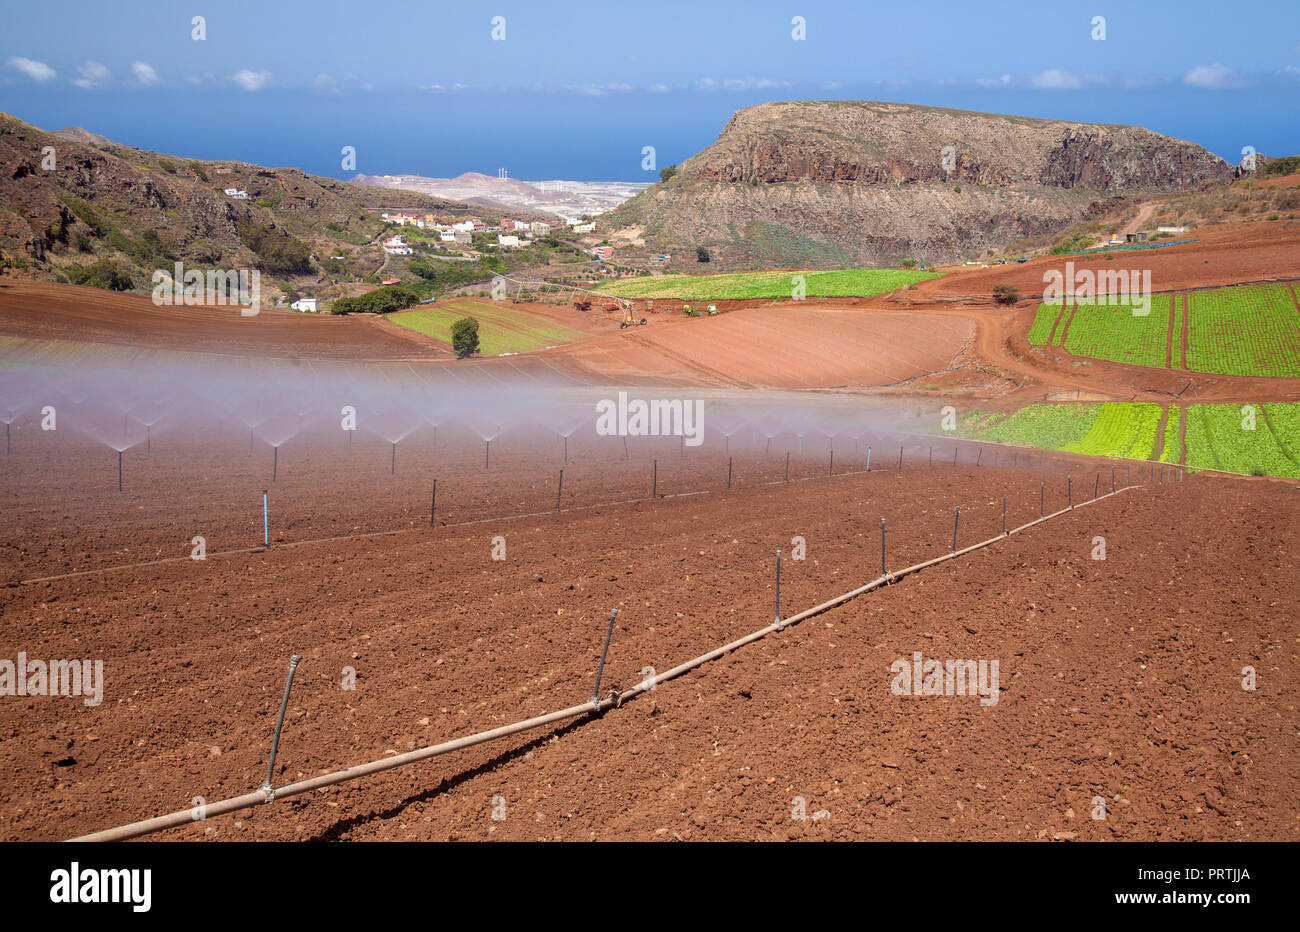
[906,220,1300,300]
[547,304,972,389]
[1,424,1297,842]
[0,281,448,360]
[0,281,973,390]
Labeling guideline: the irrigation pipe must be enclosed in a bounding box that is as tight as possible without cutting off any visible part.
[69,483,1133,843]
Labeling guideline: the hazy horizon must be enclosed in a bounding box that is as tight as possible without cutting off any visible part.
[2,0,1298,180]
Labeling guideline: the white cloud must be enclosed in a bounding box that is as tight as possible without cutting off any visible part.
[1184,63,1246,88]
[5,56,56,83]
[130,61,161,86]
[231,69,272,91]
[312,73,341,95]
[976,74,1012,87]
[647,82,671,93]
[694,76,791,92]
[1031,69,1082,89]
[71,60,110,89]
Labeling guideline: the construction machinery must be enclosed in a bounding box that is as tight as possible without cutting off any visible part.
[615,298,647,329]
[570,292,646,328]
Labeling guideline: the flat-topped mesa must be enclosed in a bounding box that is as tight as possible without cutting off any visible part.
[603,100,1233,269]
[693,101,1231,190]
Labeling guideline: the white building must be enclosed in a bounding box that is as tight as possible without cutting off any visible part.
[571,222,595,233]
[223,188,248,199]
[439,230,456,242]
[290,298,318,313]
[497,235,520,248]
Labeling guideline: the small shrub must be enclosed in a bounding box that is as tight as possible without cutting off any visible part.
[993,284,1019,305]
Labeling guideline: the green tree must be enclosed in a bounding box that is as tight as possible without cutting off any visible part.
[659,164,678,183]
[696,245,711,263]
[451,316,480,358]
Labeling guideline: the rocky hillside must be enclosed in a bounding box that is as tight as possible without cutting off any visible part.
[0,113,478,293]
[602,100,1234,269]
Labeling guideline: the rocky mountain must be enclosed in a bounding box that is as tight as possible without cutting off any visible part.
[601,100,1234,269]
[0,113,480,291]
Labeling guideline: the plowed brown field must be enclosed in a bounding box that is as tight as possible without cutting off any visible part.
[1,428,1296,842]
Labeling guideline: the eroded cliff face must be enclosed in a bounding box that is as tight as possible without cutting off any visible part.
[604,100,1232,267]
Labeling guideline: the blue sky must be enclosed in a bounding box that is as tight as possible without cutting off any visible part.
[2,0,1298,179]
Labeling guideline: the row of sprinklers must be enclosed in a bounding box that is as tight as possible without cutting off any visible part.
[0,367,908,490]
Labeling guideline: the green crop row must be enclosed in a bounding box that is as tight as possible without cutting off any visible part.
[1061,296,1173,369]
[1158,407,1182,464]
[1184,404,1300,477]
[1027,304,1062,346]
[593,267,940,301]
[1062,402,1162,459]
[977,404,1100,449]
[1185,284,1300,378]
[1264,403,1300,464]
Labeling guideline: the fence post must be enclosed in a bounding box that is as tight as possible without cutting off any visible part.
[1040,482,1044,517]
[785,451,790,482]
[829,449,834,476]
[1068,476,1073,509]
[774,549,782,627]
[1002,495,1007,536]
[881,518,887,577]
[866,447,871,472]
[728,456,733,489]
[261,654,302,799]
[952,506,960,554]
[591,610,619,706]
[652,459,658,498]
[556,469,564,512]
[430,479,437,527]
